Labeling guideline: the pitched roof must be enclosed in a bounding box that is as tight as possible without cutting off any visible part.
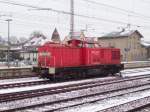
[99,30,143,39]
[51,28,60,42]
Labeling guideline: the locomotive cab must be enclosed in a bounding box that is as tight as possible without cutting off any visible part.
[67,39,84,47]
[67,39,100,48]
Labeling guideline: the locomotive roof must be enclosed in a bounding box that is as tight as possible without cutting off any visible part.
[43,41,65,47]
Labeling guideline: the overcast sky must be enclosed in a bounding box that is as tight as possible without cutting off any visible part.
[0,0,150,41]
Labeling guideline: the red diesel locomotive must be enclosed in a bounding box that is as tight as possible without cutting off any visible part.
[34,39,124,79]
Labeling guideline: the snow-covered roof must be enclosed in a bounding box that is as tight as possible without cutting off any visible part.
[141,40,150,47]
[99,30,143,38]
[10,46,22,51]
[24,36,49,47]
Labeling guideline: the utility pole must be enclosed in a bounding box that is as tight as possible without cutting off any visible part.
[127,23,131,62]
[70,0,74,39]
[6,19,12,68]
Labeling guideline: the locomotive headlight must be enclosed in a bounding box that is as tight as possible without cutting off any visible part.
[49,67,55,74]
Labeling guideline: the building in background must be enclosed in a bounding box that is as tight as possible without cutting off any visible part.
[21,34,48,64]
[141,40,150,60]
[20,28,61,64]
[98,30,150,61]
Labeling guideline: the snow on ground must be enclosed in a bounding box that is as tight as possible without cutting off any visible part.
[123,68,150,73]
[122,67,150,72]
[24,36,48,47]
[121,67,150,77]
[0,77,47,85]
[60,89,150,112]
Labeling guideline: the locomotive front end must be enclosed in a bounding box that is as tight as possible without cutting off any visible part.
[33,43,57,79]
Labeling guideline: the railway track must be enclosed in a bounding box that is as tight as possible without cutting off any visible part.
[131,104,150,112]
[98,95,150,112]
[0,74,150,112]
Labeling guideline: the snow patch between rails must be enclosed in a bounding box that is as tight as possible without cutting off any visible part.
[0,77,46,85]
[0,77,116,94]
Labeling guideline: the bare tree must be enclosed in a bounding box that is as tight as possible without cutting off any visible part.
[30,31,46,39]
[19,37,27,43]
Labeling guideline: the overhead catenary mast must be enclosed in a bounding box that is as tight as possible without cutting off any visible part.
[70,0,74,39]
